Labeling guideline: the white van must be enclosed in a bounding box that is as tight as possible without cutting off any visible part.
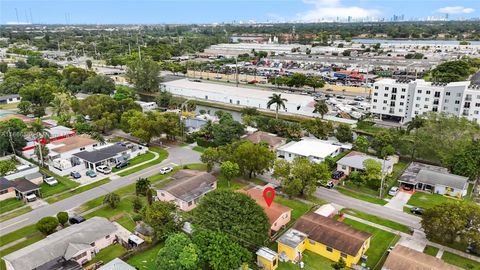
[96,165,112,174]
[25,193,37,202]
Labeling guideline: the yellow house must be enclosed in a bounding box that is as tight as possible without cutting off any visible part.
[277,213,372,267]
[256,247,279,270]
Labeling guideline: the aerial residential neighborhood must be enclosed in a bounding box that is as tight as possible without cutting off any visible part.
[0,1,479,270]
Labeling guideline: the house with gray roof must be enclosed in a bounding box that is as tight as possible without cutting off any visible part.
[98,258,135,270]
[3,217,118,270]
[0,94,21,105]
[336,151,395,176]
[398,162,469,197]
[156,170,217,211]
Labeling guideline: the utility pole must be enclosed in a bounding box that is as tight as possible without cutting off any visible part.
[379,157,387,198]
[8,129,16,157]
[235,56,239,87]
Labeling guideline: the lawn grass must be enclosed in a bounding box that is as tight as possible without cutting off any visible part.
[112,151,155,172]
[0,102,19,110]
[407,192,458,209]
[0,234,45,258]
[87,244,127,266]
[192,146,206,153]
[336,186,387,205]
[343,218,399,269]
[45,178,111,204]
[84,196,143,232]
[274,196,312,220]
[0,198,25,214]
[279,250,334,270]
[127,243,165,270]
[0,206,32,222]
[0,224,38,247]
[118,147,168,177]
[442,251,480,270]
[40,168,80,197]
[423,245,440,256]
[216,175,248,191]
[341,208,411,234]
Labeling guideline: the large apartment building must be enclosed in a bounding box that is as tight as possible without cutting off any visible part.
[370,79,480,124]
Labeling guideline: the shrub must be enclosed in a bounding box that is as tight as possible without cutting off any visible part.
[56,212,69,226]
[36,216,59,235]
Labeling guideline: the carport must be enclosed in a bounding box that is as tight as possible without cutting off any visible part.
[13,178,41,200]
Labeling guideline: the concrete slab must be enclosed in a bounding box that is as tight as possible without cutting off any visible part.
[385,191,412,211]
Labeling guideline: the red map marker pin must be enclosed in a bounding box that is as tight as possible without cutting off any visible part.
[263,187,275,207]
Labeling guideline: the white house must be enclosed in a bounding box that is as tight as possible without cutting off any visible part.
[135,101,158,112]
[276,138,342,163]
[0,94,20,105]
[336,151,395,176]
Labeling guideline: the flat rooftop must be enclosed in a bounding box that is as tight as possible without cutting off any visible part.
[277,138,341,159]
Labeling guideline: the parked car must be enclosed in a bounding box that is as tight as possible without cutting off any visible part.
[44,176,58,186]
[69,215,86,224]
[96,165,112,174]
[388,187,399,196]
[70,171,81,179]
[159,167,173,174]
[25,193,37,202]
[354,96,365,101]
[332,171,345,180]
[410,207,424,215]
[115,160,129,169]
[86,170,97,178]
[325,181,334,189]
[336,95,346,99]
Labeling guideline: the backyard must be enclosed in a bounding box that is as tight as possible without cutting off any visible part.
[86,244,127,267]
[127,243,164,269]
[343,218,400,269]
[279,250,335,270]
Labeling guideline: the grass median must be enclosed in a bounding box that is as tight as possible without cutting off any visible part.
[341,208,411,234]
[336,186,387,205]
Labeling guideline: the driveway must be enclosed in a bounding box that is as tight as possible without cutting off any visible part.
[314,187,421,229]
[0,146,200,236]
[385,191,412,211]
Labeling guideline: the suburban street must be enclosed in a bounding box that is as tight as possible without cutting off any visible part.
[0,146,200,236]
[314,187,422,229]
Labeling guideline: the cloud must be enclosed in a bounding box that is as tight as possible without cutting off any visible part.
[297,0,380,21]
[437,6,475,14]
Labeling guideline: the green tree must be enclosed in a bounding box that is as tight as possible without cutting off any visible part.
[305,76,325,91]
[113,85,136,101]
[156,233,200,270]
[211,114,245,146]
[56,212,68,226]
[86,59,92,69]
[30,118,50,166]
[232,141,275,178]
[132,196,143,213]
[103,192,120,208]
[0,62,7,73]
[126,58,161,92]
[220,161,240,187]
[335,124,353,143]
[136,178,151,196]
[286,73,307,88]
[313,100,329,118]
[143,201,179,240]
[19,82,55,117]
[267,93,287,119]
[431,60,472,82]
[194,190,270,249]
[0,119,27,156]
[81,75,115,95]
[422,201,480,246]
[302,118,333,139]
[362,159,382,190]
[36,216,59,235]
[201,147,220,172]
[193,229,252,270]
[0,159,16,176]
[406,116,425,133]
[50,94,70,117]
[353,136,369,153]
[446,140,480,180]
[62,65,91,93]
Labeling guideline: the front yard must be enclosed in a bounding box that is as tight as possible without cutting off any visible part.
[336,186,387,205]
[117,147,168,177]
[45,178,111,204]
[340,208,411,234]
[343,218,400,269]
[0,198,25,215]
[423,245,439,256]
[40,168,80,197]
[407,192,459,209]
[112,151,155,173]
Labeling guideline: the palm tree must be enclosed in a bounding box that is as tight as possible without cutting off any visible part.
[406,116,425,133]
[50,95,70,117]
[30,118,50,166]
[313,100,329,119]
[267,94,288,119]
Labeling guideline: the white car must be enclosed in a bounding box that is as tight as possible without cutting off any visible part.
[96,165,112,174]
[44,176,58,186]
[25,193,37,202]
[388,186,399,196]
[159,167,173,174]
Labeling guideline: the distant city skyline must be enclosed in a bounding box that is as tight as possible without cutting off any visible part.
[1,0,479,25]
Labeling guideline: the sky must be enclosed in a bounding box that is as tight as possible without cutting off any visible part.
[1,0,479,24]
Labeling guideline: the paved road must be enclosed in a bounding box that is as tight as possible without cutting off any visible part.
[314,187,422,229]
[0,146,200,236]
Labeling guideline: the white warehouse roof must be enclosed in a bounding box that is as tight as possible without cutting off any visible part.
[277,138,341,159]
